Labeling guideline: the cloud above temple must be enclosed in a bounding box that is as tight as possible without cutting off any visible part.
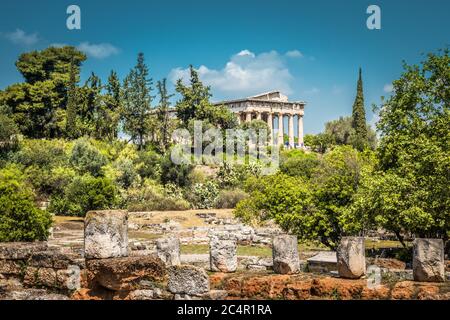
[169,50,294,99]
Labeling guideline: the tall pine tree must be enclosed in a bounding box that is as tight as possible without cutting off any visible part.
[105,70,122,140]
[351,68,368,150]
[156,78,174,152]
[65,61,78,139]
[122,53,153,149]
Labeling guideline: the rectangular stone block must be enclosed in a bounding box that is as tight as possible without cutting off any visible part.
[168,265,209,295]
[413,238,445,282]
[272,235,300,274]
[210,238,237,272]
[337,236,366,279]
[0,242,48,260]
[84,210,128,259]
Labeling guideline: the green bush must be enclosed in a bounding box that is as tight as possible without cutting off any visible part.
[160,153,193,187]
[126,179,190,211]
[187,181,219,209]
[279,149,320,179]
[49,174,118,216]
[10,139,68,168]
[0,165,52,241]
[215,188,248,209]
[69,138,107,177]
[0,114,20,157]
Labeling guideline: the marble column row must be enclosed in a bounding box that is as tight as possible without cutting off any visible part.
[238,111,304,148]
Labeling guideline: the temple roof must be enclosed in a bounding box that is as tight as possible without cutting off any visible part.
[213,91,305,106]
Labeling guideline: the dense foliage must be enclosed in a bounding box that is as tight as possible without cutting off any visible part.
[0,166,52,241]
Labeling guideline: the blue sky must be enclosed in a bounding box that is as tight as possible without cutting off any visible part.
[0,0,449,134]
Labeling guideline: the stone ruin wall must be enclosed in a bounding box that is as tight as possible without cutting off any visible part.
[1,210,449,300]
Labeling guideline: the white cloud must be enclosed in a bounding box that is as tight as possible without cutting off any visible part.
[3,29,39,46]
[285,50,303,58]
[169,49,294,98]
[383,83,394,93]
[76,42,119,59]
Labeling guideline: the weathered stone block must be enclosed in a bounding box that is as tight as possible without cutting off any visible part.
[168,265,209,295]
[156,237,181,266]
[337,237,366,279]
[272,235,300,274]
[84,210,128,259]
[23,267,57,288]
[0,242,48,260]
[210,238,237,272]
[86,256,166,291]
[0,260,24,275]
[413,238,445,282]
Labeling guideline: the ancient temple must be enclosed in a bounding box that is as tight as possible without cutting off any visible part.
[214,91,306,148]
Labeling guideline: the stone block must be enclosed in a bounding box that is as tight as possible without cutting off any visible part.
[168,265,209,295]
[84,210,128,259]
[336,237,366,279]
[272,235,300,274]
[413,238,445,282]
[210,238,237,272]
[156,237,181,266]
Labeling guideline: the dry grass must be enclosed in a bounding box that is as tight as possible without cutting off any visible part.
[128,209,234,228]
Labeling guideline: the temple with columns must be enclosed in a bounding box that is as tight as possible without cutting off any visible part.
[214,91,306,148]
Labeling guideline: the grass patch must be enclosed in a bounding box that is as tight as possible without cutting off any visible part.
[365,239,408,249]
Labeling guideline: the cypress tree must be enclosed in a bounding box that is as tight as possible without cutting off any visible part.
[156,78,173,152]
[351,68,368,150]
[122,53,153,149]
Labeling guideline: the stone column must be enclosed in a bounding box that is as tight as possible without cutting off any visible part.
[336,237,366,279]
[256,111,262,120]
[267,112,273,144]
[210,237,237,272]
[156,236,181,266]
[277,113,284,146]
[413,238,445,282]
[288,114,294,148]
[272,235,300,274]
[298,114,304,148]
[236,113,241,125]
[84,210,128,259]
[246,112,252,123]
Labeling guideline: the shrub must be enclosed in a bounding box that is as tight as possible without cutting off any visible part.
[69,138,107,177]
[11,139,68,168]
[187,181,219,209]
[279,149,320,179]
[126,179,190,211]
[49,174,118,216]
[0,165,52,241]
[0,114,19,157]
[160,153,193,187]
[215,188,248,209]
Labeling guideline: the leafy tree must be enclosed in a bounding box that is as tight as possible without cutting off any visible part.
[69,138,107,177]
[349,49,450,245]
[122,53,154,149]
[1,46,86,138]
[279,149,320,179]
[351,68,369,150]
[175,65,237,129]
[0,113,20,157]
[0,165,52,241]
[235,146,374,249]
[304,133,333,153]
[325,116,377,150]
[49,174,118,217]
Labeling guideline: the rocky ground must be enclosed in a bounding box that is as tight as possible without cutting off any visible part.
[1,210,448,300]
